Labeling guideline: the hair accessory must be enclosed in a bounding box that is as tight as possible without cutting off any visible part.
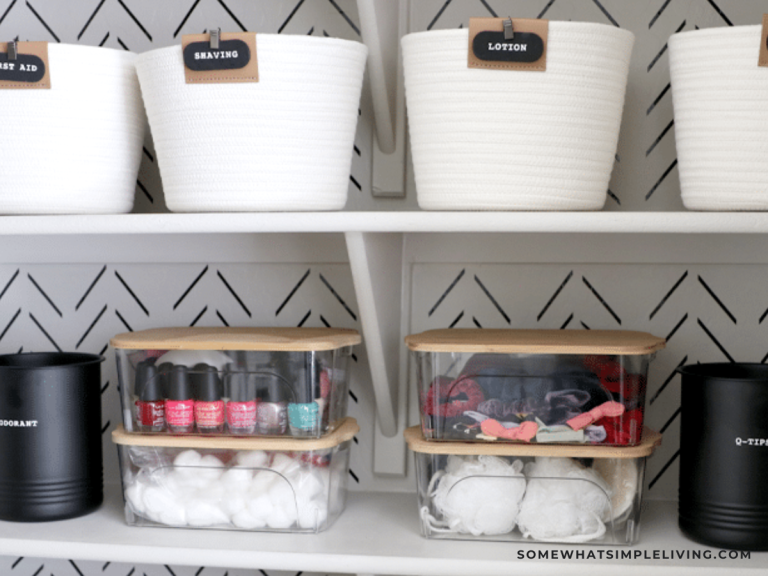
[566,401,625,431]
[480,419,538,442]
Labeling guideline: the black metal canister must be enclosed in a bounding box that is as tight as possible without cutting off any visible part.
[0,352,104,522]
[678,363,768,550]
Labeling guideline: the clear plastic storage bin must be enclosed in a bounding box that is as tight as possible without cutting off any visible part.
[113,417,358,533]
[112,328,360,438]
[406,329,665,446]
[406,425,662,545]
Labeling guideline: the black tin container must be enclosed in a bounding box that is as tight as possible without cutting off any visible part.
[678,363,768,550]
[0,352,104,522]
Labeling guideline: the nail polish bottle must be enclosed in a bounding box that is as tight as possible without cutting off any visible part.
[288,363,321,437]
[166,365,195,434]
[226,371,257,435]
[136,362,165,432]
[193,363,224,434]
[256,374,287,436]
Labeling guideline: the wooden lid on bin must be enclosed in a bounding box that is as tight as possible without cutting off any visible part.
[405,329,665,356]
[112,417,359,451]
[404,426,662,458]
[111,327,361,352]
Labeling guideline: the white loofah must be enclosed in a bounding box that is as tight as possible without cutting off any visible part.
[402,23,634,210]
[426,455,526,536]
[517,457,611,542]
[136,35,368,212]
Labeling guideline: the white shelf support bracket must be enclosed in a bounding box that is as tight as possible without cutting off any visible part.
[356,0,409,198]
[345,231,408,475]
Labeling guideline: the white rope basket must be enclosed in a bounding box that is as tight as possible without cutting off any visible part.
[669,26,768,211]
[0,44,144,214]
[136,35,367,212]
[402,23,634,211]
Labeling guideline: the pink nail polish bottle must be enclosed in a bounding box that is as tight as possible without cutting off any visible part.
[226,371,257,435]
[193,363,224,434]
[135,362,165,432]
[166,365,194,434]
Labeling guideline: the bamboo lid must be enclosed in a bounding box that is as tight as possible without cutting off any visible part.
[404,425,662,458]
[112,417,359,451]
[110,327,361,352]
[405,329,665,355]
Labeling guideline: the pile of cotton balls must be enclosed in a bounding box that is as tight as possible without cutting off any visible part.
[124,448,333,531]
[424,455,614,542]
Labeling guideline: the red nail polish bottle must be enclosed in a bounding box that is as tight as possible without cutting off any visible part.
[166,365,194,434]
[193,363,224,434]
[226,371,257,435]
[136,362,165,432]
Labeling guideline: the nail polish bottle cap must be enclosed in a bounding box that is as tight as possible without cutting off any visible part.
[137,363,163,402]
[168,365,192,400]
[257,373,286,404]
[193,363,222,402]
[295,365,312,404]
[228,371,253,403]
[157,362,174,395]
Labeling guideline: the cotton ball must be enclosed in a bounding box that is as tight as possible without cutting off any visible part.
[173,449,203,469]
[125,479,147,515]
[430,455,525,536]
[292,470,325,501]
[196,455,225,481]
[221,466,253,491]
[197,483,226,505]
[269,479,298,516]
[232,508,267,530]
[222,491,248,517]
[297,500,328,530]
[247,493,274,521]
[251,470,279,493]
[143,485,180,518]
[186,499,229,527]
[159,505,187,527]
[270,453,300,476]
[266,506,296,530]
[517,457,610,542]
[236,450,270,469]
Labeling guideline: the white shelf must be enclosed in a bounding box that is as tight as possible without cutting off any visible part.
[0,484,763,575]
[2,211,768,235]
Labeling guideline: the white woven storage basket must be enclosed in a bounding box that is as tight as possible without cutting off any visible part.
[136,35,367,212]
[0,44,144,214]
[402,23,634,211]
[669,26,768,210]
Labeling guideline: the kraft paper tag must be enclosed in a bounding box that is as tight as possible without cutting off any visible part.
[468,17,548,71]
[759,14,768,67]
[0,41,50,89]
[182,31,258,84]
